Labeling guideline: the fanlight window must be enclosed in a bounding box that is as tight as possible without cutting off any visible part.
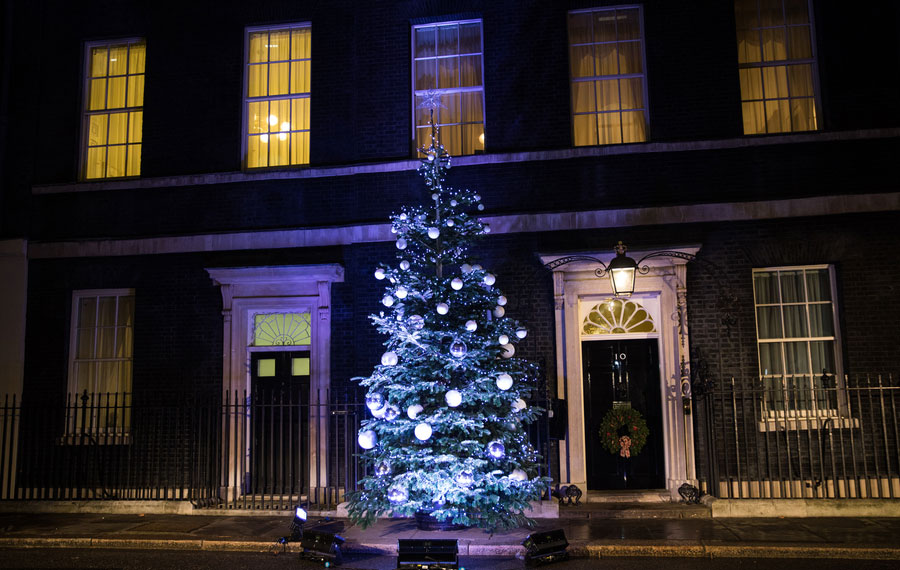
[583,299,656,335]
[253,312,311,346]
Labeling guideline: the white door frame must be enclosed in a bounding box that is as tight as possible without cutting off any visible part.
[540,247,699,498]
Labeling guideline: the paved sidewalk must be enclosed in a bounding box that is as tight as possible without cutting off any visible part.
[1,510,900,560]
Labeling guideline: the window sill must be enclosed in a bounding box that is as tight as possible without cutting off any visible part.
[757,416,859,432]
[58,434,132,445]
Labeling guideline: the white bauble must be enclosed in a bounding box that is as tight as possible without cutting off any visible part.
[395,286,408,299]
[451,278,463,290]
[414,423,433,441]
[460,263,473,273]
[431,193,439,200]
[388,485,409,503]
[483,224,491,234]
[396,238,407,250]
[498,334,509,345]
[436,302,449,315]
[465,320,478,332]
[509,468,527,481]
[391,226,397,234]
[484,273,496,286]
[399,213,408,220]
[408,314,425,329]
[496,373,513,391]
[494,306,506,318]
[407,404,424,419]
[382,295,395,307]
[428,227,440,239]
[374,268,386,280]
[497,295,507,306]
[450,199,458,207]
[446,219,455,227]
[400,260,410,270]
[513,398,527,412]
[477,204,485,211]
[358,430,377,449]
[371,404,386,418]
[516,327,528,339]
[445,390,462,408]
[500,343,515,358]
[381,351,398,366]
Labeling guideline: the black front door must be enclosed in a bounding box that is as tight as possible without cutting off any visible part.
[249,351,310,495]
[582,339,664,490]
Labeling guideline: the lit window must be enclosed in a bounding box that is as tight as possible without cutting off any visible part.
[67,290,135,435]
[753,267,842,416]
[245,24,311,168]
[734,0,819,134]
[413,20,485,156]
[568,7,649,146]
[83,39,145,179]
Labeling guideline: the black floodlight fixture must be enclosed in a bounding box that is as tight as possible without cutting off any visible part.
[397,538,459,570]
[522,529,569,566]
[299,528,345,567]
[279,506,307,544]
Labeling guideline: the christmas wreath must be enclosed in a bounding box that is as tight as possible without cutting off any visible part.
[599,407,649,457]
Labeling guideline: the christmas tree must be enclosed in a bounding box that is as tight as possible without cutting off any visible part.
[346,109,549,531]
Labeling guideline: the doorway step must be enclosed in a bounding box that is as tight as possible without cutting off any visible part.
[555,490,711,519]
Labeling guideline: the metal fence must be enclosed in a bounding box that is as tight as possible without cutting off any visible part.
[0,388,552,509]
[699,374,900,499]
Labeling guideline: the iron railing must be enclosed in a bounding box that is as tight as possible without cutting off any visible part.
[698,373,900,499]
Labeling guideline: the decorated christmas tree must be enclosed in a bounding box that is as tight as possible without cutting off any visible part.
[346,109,549,531]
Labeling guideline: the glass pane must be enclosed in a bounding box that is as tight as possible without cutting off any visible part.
[568,12,592,45]
[570,45,594,78]
[459,23,480,54]
[787,64,813,96]
[459,55,482,87]
[596,79,619,111]
[127,74,144,107]
[128,43,146,73]
[617,9,640,41]
[441,124,461,156]
[788,25,812,59]
[783,341,809,373]
[621,110,646,143]
[128,111,142,143]
[291,98,310,130]
[440,92,460,124]
[108,46,127,76]
[763,65,789,99]
[736,30,762,64]
[258,359,276,377]
[779,270,805,302]
[596,43,617,76]
[620,77,643,109]
[437,25,458,56]
[593,10,616,43]
[618,41,642,74]
[291,131,309,164]
[107,145,126,177]
[89,79,107,111]
[760,0,785,27]
[75,361,96,393]
[249,32,268,63]
[739,67,764,100]
[460,91,483,123]
[86,147,106,179]
[808,303,834,336]
[571,81,595,113]
[759,343,784,375]
[247,134,267,168]
[248,64,267,97]
[126,144,141,177]
[785,0,810,24]
[108,112,127,144]
[573,114,597,146]
[290,60,310,93]
[107,76,126,109]
[742,101,766,134]
[76,327,95,359]
[88,115,108,146]
[805,269,831,301]
[791,97,816,131]
[757,306,783,338]
[97,326,115,358]
[292,27,311,59]
[734,0,760,30]
[292,357,310,376]
[248,101,267,133]
[782,305,808,337]
[269,62,289,95]
[462,124,484,153]
[765,99,791,133]
[597,112,622,145]
[269,30,290,61]
[97,297,117,326]
[754,272,780,303]
[91,47,108,77]
[415,59,436,90]
[810,341,835,374]
[761,27,787,61]
[270,99,289,132]
[415,28,435,58]
[438,56,459,88]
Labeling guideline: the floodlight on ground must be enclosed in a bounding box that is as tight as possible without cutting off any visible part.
[299,528,345,567]
[397,538,459,570]
[522,529,569,566]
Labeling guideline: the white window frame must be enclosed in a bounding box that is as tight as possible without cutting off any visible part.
[241,22,312,170]
[411,19,486,156]
[80,38,146,180]
[567,5,650,146]
[66,288,135,438]
[752,265,844,421]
